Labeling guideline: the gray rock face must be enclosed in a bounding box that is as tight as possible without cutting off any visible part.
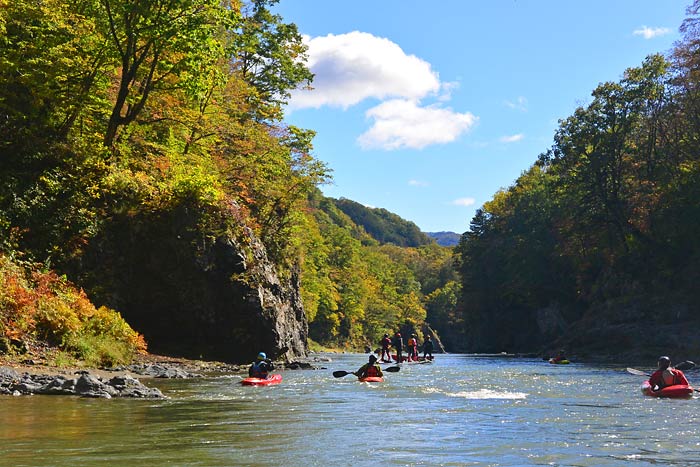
[0,367,164,398]
[76,200,309,364]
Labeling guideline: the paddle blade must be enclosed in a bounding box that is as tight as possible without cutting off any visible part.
[626,367,650,376]
[675,361,696,371]
[333,370,352,378]
[384,366,400,373]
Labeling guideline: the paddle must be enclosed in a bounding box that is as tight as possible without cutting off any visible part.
[332,366,400,378]
[626,360,698,392]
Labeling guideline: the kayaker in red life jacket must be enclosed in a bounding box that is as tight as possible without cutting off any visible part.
[407,334,419,361]
[355,355,383,378]
[648,356,689,391]
[380,333,392,362]
[249,352,275,379]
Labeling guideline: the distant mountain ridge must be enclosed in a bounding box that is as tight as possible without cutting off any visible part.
[425,231,460,247]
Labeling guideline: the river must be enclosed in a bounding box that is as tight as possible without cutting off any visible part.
[1,354,699,466]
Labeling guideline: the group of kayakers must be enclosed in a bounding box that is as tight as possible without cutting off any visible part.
[249,331,436,382]
[249,347,692,397]
[379,331,434,363]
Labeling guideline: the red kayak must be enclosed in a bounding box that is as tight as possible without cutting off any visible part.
[358,376,383,383]
[241,374,283,386]
[641,381,693,398]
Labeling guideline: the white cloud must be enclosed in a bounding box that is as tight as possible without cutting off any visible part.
[452,197,476,207]
[289,31,440,109]
[504,96,528,111]
[409,179,429,187]
[500,133,524,143]
[633,26,671,39]
[357,99,478,150]
[438,81,460,102]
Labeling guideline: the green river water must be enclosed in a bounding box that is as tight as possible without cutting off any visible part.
[1,354,699,466]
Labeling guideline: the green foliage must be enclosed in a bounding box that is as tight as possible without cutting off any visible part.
[455,24,700,352]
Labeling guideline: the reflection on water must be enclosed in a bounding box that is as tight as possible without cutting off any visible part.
[1,355,700,466]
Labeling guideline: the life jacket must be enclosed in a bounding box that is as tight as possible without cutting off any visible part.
[249,361,268,379]
[408,338,417,347]
[366,364,380,377]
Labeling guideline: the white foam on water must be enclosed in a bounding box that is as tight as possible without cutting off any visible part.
[423,387,528,399]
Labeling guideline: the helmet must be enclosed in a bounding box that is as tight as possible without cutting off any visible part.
[384,333,389,337]
[369,355,378,363]
[658,356,671,368]
[257,352,267,361]
[396,332,401,337]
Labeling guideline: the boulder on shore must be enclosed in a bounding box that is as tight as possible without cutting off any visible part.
[0,366,164,399]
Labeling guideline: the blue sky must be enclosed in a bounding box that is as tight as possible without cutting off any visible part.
[273,1,688,234]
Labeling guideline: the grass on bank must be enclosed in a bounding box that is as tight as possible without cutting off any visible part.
[0,254,146,367]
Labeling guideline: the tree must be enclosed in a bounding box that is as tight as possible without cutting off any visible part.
[100,0,231,146]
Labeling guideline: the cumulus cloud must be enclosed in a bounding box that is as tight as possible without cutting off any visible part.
[504,96,527,111]
[357,99,478,150]
[452,197,476,207]
[409,179,429,187]
[289,31,440,109]
[633,26,671,39]
[500,133,524,143]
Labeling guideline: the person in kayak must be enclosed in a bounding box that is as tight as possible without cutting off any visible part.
[355,354,383,379]
[422,335,434,359]
[380,333,392,363]
[649,356,689,390]
[407,334,419,361]
[249,352,275,379]
[392,332,404,363]
[550,349,567,363]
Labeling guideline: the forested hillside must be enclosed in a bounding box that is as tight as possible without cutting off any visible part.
[0,0,326,363]
[298,189,460,350]
[454,4,700,359]
[329,198,433,247]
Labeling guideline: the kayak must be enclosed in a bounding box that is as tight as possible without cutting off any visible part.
[641,381,694,398]
[548,358,570,364]
[241,374,283,386]
[358,376,383,383]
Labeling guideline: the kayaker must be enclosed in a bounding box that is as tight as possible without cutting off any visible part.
[249,352,275,379]
[380,333,392,363]
[550,349,567,363]
[422,335,434,359]
[392,332,404,363]
[355,354,383,379]
[407,334,419,361]
[649,356,689,390]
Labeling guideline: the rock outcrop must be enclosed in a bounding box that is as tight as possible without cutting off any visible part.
[75,200,308,364]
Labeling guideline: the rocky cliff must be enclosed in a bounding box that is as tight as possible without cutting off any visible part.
[74,200,308,364]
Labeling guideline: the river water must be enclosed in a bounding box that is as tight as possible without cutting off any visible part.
[1,354,699,467]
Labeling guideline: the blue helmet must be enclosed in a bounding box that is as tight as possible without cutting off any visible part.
[257,352,267,361]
